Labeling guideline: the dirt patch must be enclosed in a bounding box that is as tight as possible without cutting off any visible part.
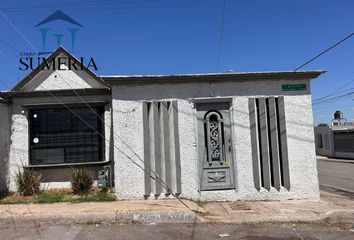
[229,202,253,211]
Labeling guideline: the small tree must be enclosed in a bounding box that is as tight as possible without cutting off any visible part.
[70,167,93,195]
[15,168,42,196]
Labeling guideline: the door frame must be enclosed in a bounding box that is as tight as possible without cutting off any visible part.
[193,98,237,192]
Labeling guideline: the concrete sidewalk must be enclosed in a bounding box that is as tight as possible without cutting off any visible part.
[202,190,354,224]
[0,191,353,224]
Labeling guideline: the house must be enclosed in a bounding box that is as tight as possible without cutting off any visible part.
[0,47,325,201]
[314,113,354,159]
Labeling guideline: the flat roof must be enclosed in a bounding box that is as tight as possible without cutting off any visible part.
[331,124,354,132]
[101,70,326,85]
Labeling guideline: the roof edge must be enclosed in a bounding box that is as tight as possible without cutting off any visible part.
[0,88,111,99]
[101,70,326,85]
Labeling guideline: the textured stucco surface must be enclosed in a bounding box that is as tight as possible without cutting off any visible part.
[0,103,10,191]
[6,59,112,191]
[112,79,320,201]
[4,63,320,201]
[7,94,113,191]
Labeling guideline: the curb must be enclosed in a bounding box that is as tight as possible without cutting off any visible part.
[1,209,354,225]
[317,158,354,164]
[0,211,200,224]
[320,184,354,194]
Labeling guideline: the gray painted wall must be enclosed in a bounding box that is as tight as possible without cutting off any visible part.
[0,103,10,191]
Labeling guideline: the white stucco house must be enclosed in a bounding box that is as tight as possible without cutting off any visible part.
[0,47,325,201]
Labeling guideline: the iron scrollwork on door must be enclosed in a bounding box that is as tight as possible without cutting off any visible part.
[204,110,224,166]
[197,102,234,190]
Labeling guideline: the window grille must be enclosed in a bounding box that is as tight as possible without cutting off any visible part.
[29,106,104,165]
[204,111,224,165]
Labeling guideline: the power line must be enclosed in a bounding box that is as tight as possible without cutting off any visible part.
[294,32,354,71]
[312,91,353,105]
[0,10,37,51]
[314,79,354,101]
[0,0,225,13]
[216,0,226,72]
[0,67,190,209]
[313,85,354,103]
[0,0,164,10]
[0,39,21,53]
[0,13,190,208]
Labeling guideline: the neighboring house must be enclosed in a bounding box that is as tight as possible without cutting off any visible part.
[315,124,354,159]
[0,47,325,201]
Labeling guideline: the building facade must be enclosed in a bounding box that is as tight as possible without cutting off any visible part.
[314,124,354,159]
[0,47,324,201]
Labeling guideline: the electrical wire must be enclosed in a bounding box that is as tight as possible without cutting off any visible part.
[216,0,226,72]
[0,11,191,208]
[294,32,354,71]
[0,0,225,13]
[312,91,353,105]
[0,10,37,51]
[312,79,354,103]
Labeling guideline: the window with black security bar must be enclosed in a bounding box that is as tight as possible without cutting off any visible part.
[29,106,105,165]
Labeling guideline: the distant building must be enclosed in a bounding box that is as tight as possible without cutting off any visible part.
[314,111,354,159]
[0,47,324,201]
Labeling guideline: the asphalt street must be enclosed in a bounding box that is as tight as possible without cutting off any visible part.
[317,158,354,193]
[0,221,353,240]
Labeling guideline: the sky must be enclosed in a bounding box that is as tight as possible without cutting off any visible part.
[0,0,353,125]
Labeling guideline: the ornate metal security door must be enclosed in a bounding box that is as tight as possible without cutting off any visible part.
[196,102,235,190]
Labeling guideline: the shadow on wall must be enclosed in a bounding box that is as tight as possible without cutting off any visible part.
[0,153,9,192]
[34,165,105,185]
[0,103,10,192]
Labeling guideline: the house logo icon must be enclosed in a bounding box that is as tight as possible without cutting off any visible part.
[35,10,83,56]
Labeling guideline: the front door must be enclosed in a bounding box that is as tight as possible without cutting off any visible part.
[196,102,235,190]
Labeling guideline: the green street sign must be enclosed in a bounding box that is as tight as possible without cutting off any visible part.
[282,84,307,91]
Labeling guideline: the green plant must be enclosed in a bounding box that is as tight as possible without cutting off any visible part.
[36,191,66,203]
[70,191,116,203]
[15,168,42,196]
[70,167,93,195]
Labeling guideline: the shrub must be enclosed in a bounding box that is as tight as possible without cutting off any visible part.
[70,167,93,195]
[15,168,42,196]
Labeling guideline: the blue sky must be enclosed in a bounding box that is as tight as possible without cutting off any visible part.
[0,0,353,124]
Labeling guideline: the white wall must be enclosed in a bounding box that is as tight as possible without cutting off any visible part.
[314,126,334,157]
[112,79,320,201]
[7,95,113,191]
